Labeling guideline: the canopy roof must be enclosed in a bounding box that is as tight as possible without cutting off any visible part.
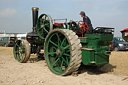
[120,28,128,32]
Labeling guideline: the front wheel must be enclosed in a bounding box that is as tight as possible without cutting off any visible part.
[13,40,31,63]
[44,29,82,75]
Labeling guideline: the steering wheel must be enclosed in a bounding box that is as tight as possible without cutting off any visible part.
[78,21,89,32]
[78,21,89,37]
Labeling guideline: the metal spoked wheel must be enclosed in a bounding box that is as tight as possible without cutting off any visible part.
[13,40,30,63]
[44,29,82,75]
[36,14,53,39]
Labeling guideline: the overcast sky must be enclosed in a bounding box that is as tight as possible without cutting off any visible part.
[0,0,128,37]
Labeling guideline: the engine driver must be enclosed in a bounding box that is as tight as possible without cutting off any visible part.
[80,11,93,33]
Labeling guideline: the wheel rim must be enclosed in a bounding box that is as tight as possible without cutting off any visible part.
[45,32,71,74]
[36,14,53,39]
[13,40,25,62]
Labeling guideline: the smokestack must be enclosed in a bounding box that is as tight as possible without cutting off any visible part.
[32,7,39,32]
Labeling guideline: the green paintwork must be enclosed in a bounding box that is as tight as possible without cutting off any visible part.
[13,40,25,62]
[14,12,114,72]
[81,48,95,65]
[32,13,114,67]
[45,32,70,74]
[80,34,113,66]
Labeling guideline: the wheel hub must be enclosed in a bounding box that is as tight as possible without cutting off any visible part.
[41,25,44,28]
[56,49,62,55]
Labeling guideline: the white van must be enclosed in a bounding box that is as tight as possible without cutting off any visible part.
[16,34,27,40]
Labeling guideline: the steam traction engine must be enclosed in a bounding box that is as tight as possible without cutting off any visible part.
[13,7,114,75]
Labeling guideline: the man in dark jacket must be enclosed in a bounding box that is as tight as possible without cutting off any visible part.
[80,11,93,33]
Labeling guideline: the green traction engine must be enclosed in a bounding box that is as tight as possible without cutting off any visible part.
[13,7,114,75]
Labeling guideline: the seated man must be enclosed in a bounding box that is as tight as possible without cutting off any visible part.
[80,11,93,33]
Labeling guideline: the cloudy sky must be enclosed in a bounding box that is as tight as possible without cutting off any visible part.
[0,0,128,37]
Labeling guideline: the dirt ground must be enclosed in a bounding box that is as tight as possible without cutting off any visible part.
[0,47,128,85]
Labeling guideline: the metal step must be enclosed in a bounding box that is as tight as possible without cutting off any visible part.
[81,47,94,51]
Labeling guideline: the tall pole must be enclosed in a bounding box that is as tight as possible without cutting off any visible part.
[3,26,6,35]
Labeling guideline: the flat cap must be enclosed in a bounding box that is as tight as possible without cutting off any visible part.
[80,11,85,16]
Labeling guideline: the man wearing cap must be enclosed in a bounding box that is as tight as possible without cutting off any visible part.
[80,11,93,33]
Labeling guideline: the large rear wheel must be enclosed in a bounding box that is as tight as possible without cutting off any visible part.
[44,29,82,75]
[13,40,31,63]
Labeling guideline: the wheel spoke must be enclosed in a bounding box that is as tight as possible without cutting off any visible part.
[66,57,69,65]
[22,48,25,52]
[15,51,19,54]
[53,46,57,50]
[20,42,22,46]
[61,57,68,66]
[17,53,21,61]
[63,53,70,57]
[54,57,63,72]
[55,33,61,46]
[64,45,70,50]
[38,26,42,30]
[44,23,50,26]
[16,42,24,61]
[40,19,44,25]
[15,43,21,61]
[41,33,44,37]
[14,47,19,60]
[15,43,19,47]
[44,15,47,20]
[48,52,56,55]
[21,52,25,60]
[52,58,60,67]
[19,42,25,51]
[19,52,23,60]
[60,60,64,71]
[42,16,46,24]
[49,40,58,48]
[20,46,25,52]
[43,27,49,33]
[60,38,66,47]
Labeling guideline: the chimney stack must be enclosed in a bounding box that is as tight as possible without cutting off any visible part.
[32,7,39,32]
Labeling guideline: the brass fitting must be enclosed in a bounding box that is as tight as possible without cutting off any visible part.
[32,7,39,11]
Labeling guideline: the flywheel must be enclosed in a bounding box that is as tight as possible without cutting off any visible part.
[36,14,53,39]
